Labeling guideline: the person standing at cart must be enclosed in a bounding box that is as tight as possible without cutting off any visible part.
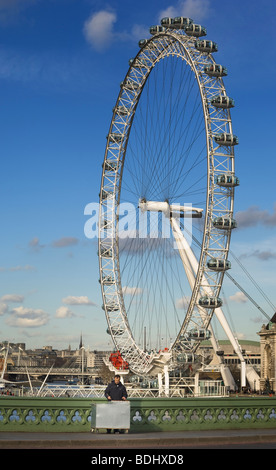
[104,374,128,433]
[105,374,127,401]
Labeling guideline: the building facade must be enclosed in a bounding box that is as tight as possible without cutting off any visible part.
[258,314,276,393]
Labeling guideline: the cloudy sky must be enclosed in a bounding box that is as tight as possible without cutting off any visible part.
[0,0,276,350]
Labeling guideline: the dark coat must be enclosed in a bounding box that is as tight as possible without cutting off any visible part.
[104,380,127,401]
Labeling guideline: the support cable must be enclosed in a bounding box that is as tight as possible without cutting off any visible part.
[181,222,273,322]
[229,249,276,312]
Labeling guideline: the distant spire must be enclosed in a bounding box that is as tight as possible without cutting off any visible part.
[79,333,83,349]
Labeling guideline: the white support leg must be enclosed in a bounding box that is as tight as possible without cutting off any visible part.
[171,220,223,356]
[240,360,247,389]
[139,200,247,390]
[164,365,169,397]
[158,373,163,397]
[170,216,246,388]
[195,372,199,397]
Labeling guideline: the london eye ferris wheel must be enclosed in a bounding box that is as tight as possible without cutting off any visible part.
[98,16,242,380]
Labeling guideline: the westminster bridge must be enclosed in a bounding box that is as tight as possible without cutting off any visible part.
[7,366,93,380]
[0,395,276,436]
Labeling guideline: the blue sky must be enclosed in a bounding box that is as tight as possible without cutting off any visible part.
[0,0,276,351]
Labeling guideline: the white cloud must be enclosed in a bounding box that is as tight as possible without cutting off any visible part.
[52,237,79,248]
[236,204,276,229]
[236,332,246,340]
[0,0,37,24]
[83,10,117,52]
[242,249,276,261]
[55,306,75,319]
[83,10,149,52]
[0,303,8,315]
[229,291,248,303]
[175,296,189,309]
[130,24,149,41]
[29,237,45,252]
[122,286,143,296]
[159,0,211,22]
[1,294,24,303]
[158,5,179,19]
[62,296,96,306]
[7,306,49,327]
[28,235,79,251]
[251,316,264,324]
[0,265,35,272]
[0,45,97,94]
[10,265,35,272]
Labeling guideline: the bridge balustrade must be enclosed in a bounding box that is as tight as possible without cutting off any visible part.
[0,396,276,433]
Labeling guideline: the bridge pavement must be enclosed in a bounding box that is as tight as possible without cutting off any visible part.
[0,428,276,449]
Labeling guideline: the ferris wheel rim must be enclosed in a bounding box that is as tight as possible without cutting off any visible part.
[98,24,237,375]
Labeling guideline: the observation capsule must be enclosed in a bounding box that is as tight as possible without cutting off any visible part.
[129,57,149,68]
[106,327,124,336]
[176,353,195,363]
[187,328,211,340]
[173,17,194,28]
[211,95,235,109]
[204,64,227,77]
[149,25,166,35]
[109,133,124,143]
[213,217,237,230]
[104,160,117,172]
[215,174,240,187]
[198,296,223,309]
[214,133,239,146]
[170,369,181,377]
[138,38,148,48]
[114,105,129,116]
[130,375,141,383]
[195,40,218,53]
[121,79,140,91]
[103,302,119,312]
[178,334,189,343]
[101,219,109,229]
[138,38,156,50]
[101,189,113,199]
[99,247,112,258]
[101,275,115,285]
[160,17,174,27]
[207,258,231,271]
[185,24,207,37]
[141,380,153,388]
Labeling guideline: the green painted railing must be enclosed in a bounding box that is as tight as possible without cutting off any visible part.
[0,396,276,432]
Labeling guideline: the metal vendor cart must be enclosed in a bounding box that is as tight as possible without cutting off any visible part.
[91,400,130,433]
